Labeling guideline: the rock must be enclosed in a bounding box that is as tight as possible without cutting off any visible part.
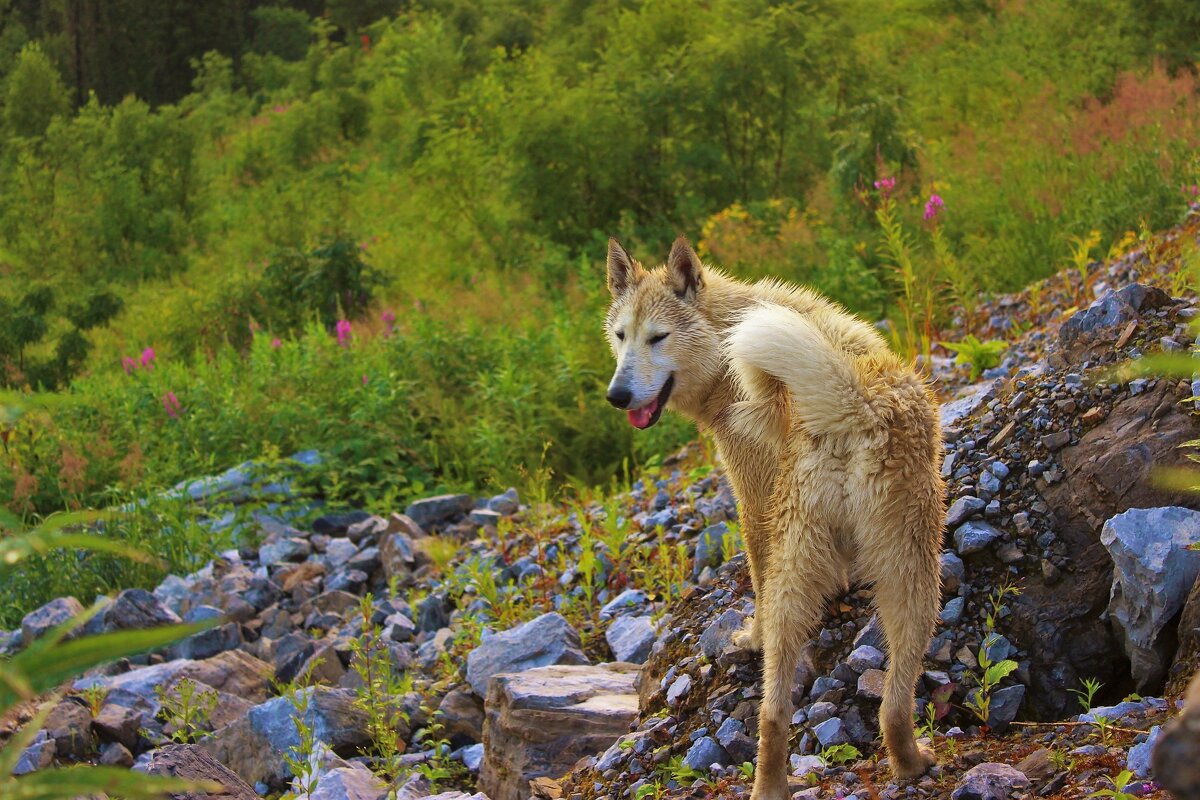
[605,615,655,664]
[790,754,824,777]
[941,381,998,432]
[465,613,589,697]
[77,650,273,709]
[846,645,885,673]
[715,717,755,764]
[666,673,692,706]
[1127,724,1161,778]
[141,743,258,800]
[304,765,390,800]
[941,597,965,625]
[940,553,965,595]
[380,532,417,584]
[469,508,503,528]
[438,685,485,746]
[488,488,520,515]
[682,736,729,771]
[203,687,373,789]
[104,588,183,631]
[21,596,84,645]
[950,762,1031,800]
[260,537,312,565]
[13,730,55,775]
[812,717,848,747]
[698,608,746,660]
[312,511,373,537]
[458,742,485,772]
[1055,284,1173,364]
[599,589,647,620]
[946,496,986,528]
[99,740,134,767]
[404,494,474,529]
[1102,507,1200,690]
[1154,668,1200,797]
[478,663,639,800]
[985,684,1025,731]
[856,669,885,700]
[43,698,95,761]
[171,605,241,660]
[693,522,729,575]
[954,520,1002,555]
[1014,748,1054,782]
[94,702,142,749]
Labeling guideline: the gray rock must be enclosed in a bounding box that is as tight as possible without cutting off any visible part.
[946,496,986,528]
[141,743,258,800]
[487,488,519,515]
[699,608,747,659]
[981,634,1014,663]
[404,494,474,529]
[464,612,588,696]
[941,552,966,594]
[1057,284,1172,356]
[312,511,372,537]
[985,684,1025,731]
[950,762,1031,800]
[468,509,502,528]
[812,717,848,747]
[605,615,655,664]
[941,381,998,431]
[104,588,182,632]
[323,538,358,569]
[1127,724,1161,778]
[1102,507,1200,689]
[14,730,55,775]
[682,736,729,771]
[260,537,312,565]
[846,645,885,673]
[459,742,485,772]
[854,615,886,650]
[305,765,390,800]
[954,521,1003,555]
[715,717,755,764]
[666,674,692,706]
[790,754,824,777]
[807,701,836,725]
[599,589,648,620]
[693,523,730,575]
[21,596,84,645]
[857,669,885,700]
[941,597,965,625]
[171,605,240,660]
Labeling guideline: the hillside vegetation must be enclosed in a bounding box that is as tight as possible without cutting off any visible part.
[3,0,1200,523]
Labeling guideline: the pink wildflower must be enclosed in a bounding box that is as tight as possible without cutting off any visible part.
[873,176,896,198]
[382,309,396,334]
[271,337,282,350]
[336,320,352,347]
[162,391,182,418]
[362,374,369,386]
[140,347,156,368]
[122,357,137,374]
[924,193,945,221]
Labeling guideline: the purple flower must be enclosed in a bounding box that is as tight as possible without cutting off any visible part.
[874,176,896,198]
[140,347,156,368]
[335,320,352,347]
[924,193,945,221]
[122,357,137,374]
[271,337,282,350]
[382,309,396,335]
[162,391,182,418]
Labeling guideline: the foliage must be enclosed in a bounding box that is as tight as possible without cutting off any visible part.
[348,595,413,779]
[943,336,1008,382]
[155,678,219,744]
[963,634,1020,730]
[818,742,861,767]
[1088,770,1141,800]
[1072,677,1104,714]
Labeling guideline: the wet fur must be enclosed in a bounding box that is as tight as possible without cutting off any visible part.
[604,238,944,798]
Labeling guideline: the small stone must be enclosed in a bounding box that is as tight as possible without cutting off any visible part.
[21,597,84,645]
[954,521,1003,555]
[951,762,1031,800]
[1127,724,1161,778]
[682,736,729,771]
[940,552,966,594]
[856,669,885,700]
[812,717,848,747]
[666,674,692,706]
[1040,430,1071,451]
[940,597,965,625]
[605,615,655,664]
[846,645,885,673]
[946,496,986,528]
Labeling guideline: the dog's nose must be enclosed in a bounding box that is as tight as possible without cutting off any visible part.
[607,386,633,409]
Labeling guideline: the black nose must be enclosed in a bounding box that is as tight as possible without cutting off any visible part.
[607,386,632,409]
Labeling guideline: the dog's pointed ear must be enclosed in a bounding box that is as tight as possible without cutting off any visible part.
[667,236,704,299]
[607,238,642,297]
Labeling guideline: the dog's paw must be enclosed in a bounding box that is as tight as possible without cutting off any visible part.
[892,745,936,781]
[731,617,762,652]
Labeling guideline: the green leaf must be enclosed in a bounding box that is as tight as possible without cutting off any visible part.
[1,766,219,799]
[984,659,1019,686]
[0,528,164,569]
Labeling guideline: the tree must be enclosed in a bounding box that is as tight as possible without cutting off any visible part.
[3,42,69,138]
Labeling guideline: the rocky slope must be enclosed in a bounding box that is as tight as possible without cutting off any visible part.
[8,218,1200,799]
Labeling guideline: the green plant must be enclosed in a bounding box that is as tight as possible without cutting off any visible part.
[984,580,1022,632]
[819,742,862,767]
[77,683,110,718]
[634,780,667,800]
[1088,769,1140,799]
[1048,748,1076,773]
[658,755,710,787]
[738,761,755,780]
[411,709,468,790]
[963,635,1020,729]
[348,595,412,779]
[915,701,938,742]
[943,336,1008,382]
[1090,714,1116,747]
[1071,677,1104,713]
[1066,229,1103,302]
[156,678,219,743]
[280,683,320,797]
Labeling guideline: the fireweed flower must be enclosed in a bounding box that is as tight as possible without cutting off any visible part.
[362,374,369,386]
[336,320,352,347]
[924,193,945,221]
[382,309,396,335]
[140,347,156,368]
[162,391,182,418]
[874,176,896,198]
[122,357,137,374]
[271,337,282,350]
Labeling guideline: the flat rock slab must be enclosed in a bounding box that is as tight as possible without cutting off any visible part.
[465,612,588,696]
[140,743,258,800]
[479,663,639,800]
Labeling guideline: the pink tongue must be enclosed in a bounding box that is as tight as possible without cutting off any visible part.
[627,398,658,429]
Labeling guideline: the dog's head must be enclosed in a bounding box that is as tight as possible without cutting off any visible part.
[603,236,722,428]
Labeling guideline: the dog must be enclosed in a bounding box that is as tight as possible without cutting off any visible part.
[603,237,944,799]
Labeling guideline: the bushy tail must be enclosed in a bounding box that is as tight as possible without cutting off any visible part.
[724,303,877,436]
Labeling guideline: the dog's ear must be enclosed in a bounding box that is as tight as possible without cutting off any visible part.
[667,236,704,300]
[607,238,642,297]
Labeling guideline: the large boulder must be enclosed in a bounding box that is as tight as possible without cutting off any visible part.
[1102,507,1200,691]
[75,650,273,709]
[139,743,258,800]
[465,613,589,697]
[479,663,640,800]
[203,687,372,789]
[21,596,84,645]
[1053,283,1173,366]
[404,494,474,530]
[1016,378,1200,717]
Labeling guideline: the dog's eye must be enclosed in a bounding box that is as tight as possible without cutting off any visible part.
[648,332,669,345]
[615,330,625,341]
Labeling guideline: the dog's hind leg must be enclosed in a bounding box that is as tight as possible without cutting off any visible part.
[751,506,841,800]
[859,500,942,780]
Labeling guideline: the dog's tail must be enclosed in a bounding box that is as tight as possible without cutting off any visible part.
[724,303,879,436]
